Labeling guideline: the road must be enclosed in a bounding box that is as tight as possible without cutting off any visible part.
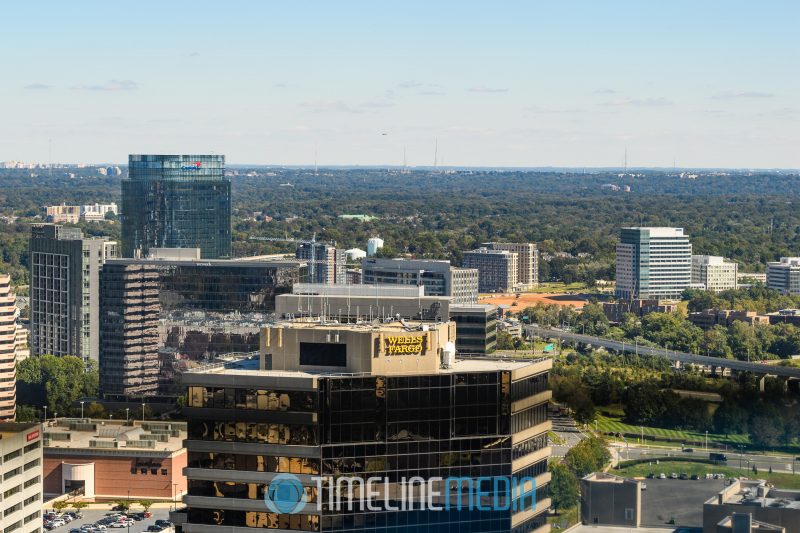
[46,509,171,533]
[526,326,800,379]
[612,444,799,474]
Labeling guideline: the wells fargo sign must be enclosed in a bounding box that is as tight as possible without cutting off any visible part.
[385,335,426,355]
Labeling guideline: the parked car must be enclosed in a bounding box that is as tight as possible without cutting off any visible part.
[155,521,173,528]
[146,527,164,533]
[683,448,694,453]
[52,520,67,528]
[691,474,700,480]
[70,529,83,533]
[679,473,689,480]
[658,473,666,479]
[670,473,678,479]
[640,483,647,490]
[108,524,127,529]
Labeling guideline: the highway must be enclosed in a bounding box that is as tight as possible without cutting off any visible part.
[525,326,800,379]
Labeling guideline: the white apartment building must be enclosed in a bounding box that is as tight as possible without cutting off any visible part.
[0,274,24,421]
[615,227,692,300]
[482,242,539,289]
[692,255,738,293]
[767,257,800,296]
[80,203,118,222]
[0,423,43,533]
[462,247,519,293]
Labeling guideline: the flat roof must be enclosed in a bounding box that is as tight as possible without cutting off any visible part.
[106,258,304,268]
[43,419,186,454]
[0,422,40,438]
[270,319,447,332]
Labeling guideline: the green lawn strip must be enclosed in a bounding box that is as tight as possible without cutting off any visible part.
[548,504,579,531]
[548,431,566,446]
[614,460,800,489]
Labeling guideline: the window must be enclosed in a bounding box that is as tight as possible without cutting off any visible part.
[4,467,21,480]
[625,508,634,521]
[23,442,39,454]
[299,342,346,367]
[3,449,21,462]
[24,476,40,489]
[24,459,39,471]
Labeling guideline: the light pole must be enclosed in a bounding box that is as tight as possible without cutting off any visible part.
[43,406,47,423]
[141,403,146,422]
[125,408,129,424]
[705,430,708,451]
[172,483,179,511]
[640,426,644,445]
[80,401,85,419]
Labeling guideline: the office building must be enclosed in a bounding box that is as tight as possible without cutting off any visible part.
[692,255,738,292]
[45,204,81,224]
[738,272,767,285]
[767,258,800,296]
[0,274,23,421]
[0,423,44,533]
[464,248,519,293]
[80,202,118,222]
[367,236,384,257]
[43,419,187,501]
[602,299,678,323]
[704,479,800,533]
[297,242,346,284]
[688,309,770,329]
[615,227,692,300]
[100,255,304,398]
[29,224,117,363]
[362,258,479,304]
[483,242,539,289]
[178,320,552,533]
[122,154,231,259]
[451,304,499,354]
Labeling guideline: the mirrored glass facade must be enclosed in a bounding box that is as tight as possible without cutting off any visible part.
[122,154,231,259]
[182,364,551,533]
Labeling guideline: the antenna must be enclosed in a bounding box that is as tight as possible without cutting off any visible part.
[624,147,628,172]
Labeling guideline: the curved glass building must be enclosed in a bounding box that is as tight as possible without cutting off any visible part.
[122,154,231,259]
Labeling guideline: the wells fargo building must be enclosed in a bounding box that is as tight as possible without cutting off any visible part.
[178,320,552,533]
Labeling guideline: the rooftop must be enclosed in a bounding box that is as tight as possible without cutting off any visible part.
[43,419,186,454]
[0,422,40,439]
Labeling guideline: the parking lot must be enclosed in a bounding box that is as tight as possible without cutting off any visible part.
[641,478,728,528]
[44,508,173,533]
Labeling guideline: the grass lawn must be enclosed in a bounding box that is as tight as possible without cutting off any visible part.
[548,505,579,531]
[614,460,800,489]
[548,431,566,446]
[595,413,750,448]
[527,282,590,294]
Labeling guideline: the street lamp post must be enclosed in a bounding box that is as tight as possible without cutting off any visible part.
[125,408,129,424]
[142,403,146,421]
[80,401,85,419]
[705,430,708,451]
[43,406,47,423]
[640,426,644,445]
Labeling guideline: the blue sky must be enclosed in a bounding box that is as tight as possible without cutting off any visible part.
[1,1,798,167]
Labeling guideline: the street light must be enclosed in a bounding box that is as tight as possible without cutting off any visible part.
[142,402,146,422]
[172,483,179,511]
[705,430,709,451]
[43,406,47,423]
[80,401,85,419]
[125,408,130,424]
[640,426,644,445]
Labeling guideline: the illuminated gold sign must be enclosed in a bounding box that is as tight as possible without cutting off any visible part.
[385,335,425,355]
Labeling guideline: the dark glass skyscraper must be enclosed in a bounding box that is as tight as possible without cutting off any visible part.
[122,154,231,259]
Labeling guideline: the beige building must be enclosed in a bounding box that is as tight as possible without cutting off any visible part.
[581,473,641,527]
[45,204,81,224]
[0,423,44,533]
[692,255,738,292]
[463,247,519,293]
[483,242,539,289]
[0,273,24,420]
[704,479,800,533]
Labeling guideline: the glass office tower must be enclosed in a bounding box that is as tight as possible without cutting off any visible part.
[178,321,552,533]
[122,154,231,259]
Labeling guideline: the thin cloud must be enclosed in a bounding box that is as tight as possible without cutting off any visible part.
[24,83,52,90]
[601,97,673,107]
[712,90,775,99]
[299,100,362,113]
[74,80,139,91]
[360,101,395,109]
[417,90,445,96]
[468,85,509,93]
[594,88,617,94]
[187,52,200,57]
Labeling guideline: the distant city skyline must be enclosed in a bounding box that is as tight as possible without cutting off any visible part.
[1,1,798,168]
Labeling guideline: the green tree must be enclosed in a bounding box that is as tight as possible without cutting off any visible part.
[549,462,579,514]
[713,401,749,436]
[16,355,99,413]
[749,406,785,448]
[52,500,69,512]
[564,436,610,477]
[138,500,154,512]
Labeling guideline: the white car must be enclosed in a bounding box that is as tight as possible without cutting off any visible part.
[108,524,127,529]
[52,520,66,528]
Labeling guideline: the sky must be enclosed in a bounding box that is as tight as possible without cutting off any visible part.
[1,1,798,168]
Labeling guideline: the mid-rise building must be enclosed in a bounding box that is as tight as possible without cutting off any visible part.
[450,304,499,354]
[580,473,641,527]
[178,320,552,533]
[615,227,692,300]
[691,255,738,292]
[297,242,346,284]
[483,242,539,289]
[0,423,43,533]
[29,224,117,363]
[0,274,22,420]
[361,258,479,304]
[738,272,767,285]
[463,248,519,293]
[43,419,186,501]
[80,202,118,222]
[99,255,305,398]
[122,154,231,259]
[45,204,81,224]
[767,258,800,296]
